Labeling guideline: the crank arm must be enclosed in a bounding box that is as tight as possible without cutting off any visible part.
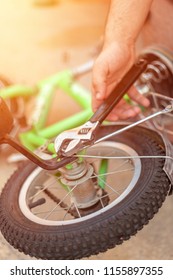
[95,104,173,144]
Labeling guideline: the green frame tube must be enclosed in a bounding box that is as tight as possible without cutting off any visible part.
[38,70,91,109]
[19,109,92,150]
[98,159,109,189]
[38,108,92,139]
[0,67,93,152]
[0,85,36,99]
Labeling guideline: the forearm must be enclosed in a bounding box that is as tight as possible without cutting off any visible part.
[104,0,153,46]
[92,0,152,120]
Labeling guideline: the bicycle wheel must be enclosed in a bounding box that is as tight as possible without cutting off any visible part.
[0,125,170,260]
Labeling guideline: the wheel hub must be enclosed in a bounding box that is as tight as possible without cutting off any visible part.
[60,161,101,209]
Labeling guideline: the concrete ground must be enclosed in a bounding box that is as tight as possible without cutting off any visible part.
[0,0,173,260]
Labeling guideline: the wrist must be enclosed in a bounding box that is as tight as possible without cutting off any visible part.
[102,40,136,65]
[104,28,136,49]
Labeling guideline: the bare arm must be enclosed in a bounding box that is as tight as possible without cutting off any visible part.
[105,0,153,45]
[92,0,153,121]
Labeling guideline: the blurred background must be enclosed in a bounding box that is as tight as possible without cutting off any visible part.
[0,0,173,260]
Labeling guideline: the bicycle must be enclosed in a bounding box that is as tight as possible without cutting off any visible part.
[0,46,173,260]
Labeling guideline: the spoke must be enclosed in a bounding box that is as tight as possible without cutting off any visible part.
[91,167,134,180]
[99,195,106,208]
[30,184,50,200]
[33,207,70,216]
[99,189,125,202]
[75,154,139,160]
[93,172,120,195]
[30,176,63,200]
[85,148,126,165]
[62,203,75,221]
[72,202,82,218]
[43,184,78,220]
[110,159,132,170]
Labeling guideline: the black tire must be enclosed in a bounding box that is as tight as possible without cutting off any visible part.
[0,125,171,260]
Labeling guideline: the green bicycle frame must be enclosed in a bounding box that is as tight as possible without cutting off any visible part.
[0,68,93,151]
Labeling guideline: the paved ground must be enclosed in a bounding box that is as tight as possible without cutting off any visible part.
[0,0,173,260]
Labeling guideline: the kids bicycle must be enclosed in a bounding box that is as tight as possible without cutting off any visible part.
[0,46,173,260]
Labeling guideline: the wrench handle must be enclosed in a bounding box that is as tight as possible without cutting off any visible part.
[90,58,148,124]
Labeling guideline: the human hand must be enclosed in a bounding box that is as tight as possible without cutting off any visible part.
[92,42,150,121]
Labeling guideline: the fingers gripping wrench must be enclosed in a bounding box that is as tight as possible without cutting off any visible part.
[54,58,149,157]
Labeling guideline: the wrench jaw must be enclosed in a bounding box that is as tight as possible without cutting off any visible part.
[54,121,100,157]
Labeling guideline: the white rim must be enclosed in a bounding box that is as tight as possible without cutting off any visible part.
[19,141,141,225]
